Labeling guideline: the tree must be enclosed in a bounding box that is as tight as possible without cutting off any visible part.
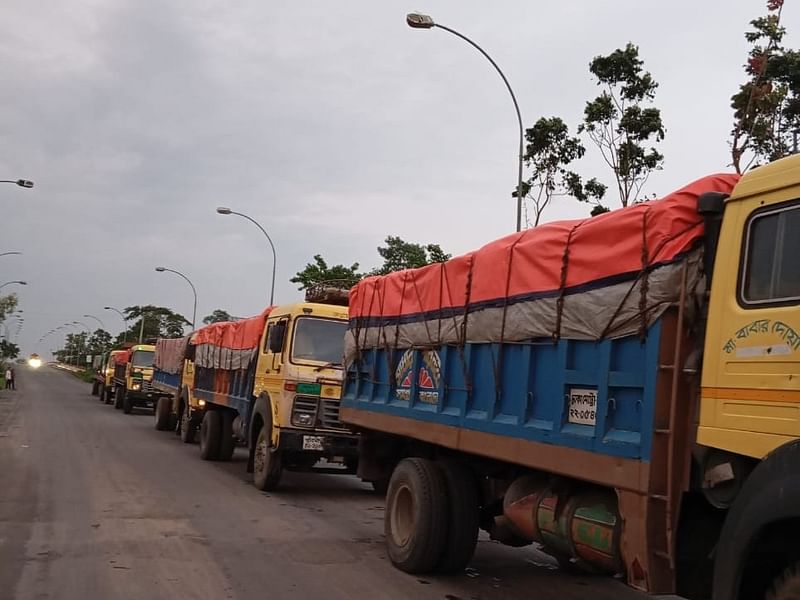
[730,0,800,173]
[0,294,19,324]
[372,236,451,276]
[0,339,19,361]
[515,117,607,226]
[202,309,233,325]
[87,329,113,356]
[580,43,665,207]
[290,255,362,291]
[114,305,190,344]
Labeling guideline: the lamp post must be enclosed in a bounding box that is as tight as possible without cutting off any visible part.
[216,207,277,306]
[155,266,197,329]
[83,314,106,331]
[406,12,525,232]
[0,251,22,259]
[103,306,128,342]
[0,280,27,291]
[0,179,34,188]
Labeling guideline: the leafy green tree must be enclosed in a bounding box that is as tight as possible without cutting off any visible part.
[0,339,19,361]
[580,43,665,207]
[290,255,362,291]
[515,117,607,226]
[372,236,451,276]
[87,329,113,356]
[202,309,233,325]
[0,294,19,324]
[114,305,190,343]
[730,0,800,173]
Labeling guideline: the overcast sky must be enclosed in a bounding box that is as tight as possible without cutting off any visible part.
[0,1,792,356]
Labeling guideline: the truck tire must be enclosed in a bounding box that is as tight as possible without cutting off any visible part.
[435,460,480,573]
[91,380,100,396]
[253,425,282,491]
[180,405,196,443]
[385,457,448,574]
[199,410,221,460]
[154,397,171,431]
[103,385,113,405]
[114,386,124,410]
[769,564,800,600]
[218,411,235,462]
[98,383,105,402]
[122,391,134,414]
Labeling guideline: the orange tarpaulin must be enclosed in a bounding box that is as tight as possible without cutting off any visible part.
[191,307,273,350]
[349,173,739,321]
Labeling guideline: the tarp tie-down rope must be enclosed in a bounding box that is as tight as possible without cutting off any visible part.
[554,223,582,343]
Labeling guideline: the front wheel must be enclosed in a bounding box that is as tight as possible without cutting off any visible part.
[199,411,222,460]
[91,380,100,397]
[253,426,282,491]
[122,391,134,414]
[180,404,196,443]
[114,386,124,410]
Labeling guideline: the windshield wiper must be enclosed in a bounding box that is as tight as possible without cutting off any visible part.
[314,361,342,372]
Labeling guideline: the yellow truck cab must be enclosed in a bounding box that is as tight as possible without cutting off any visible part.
[112,343,168,415]
[99,349,127,405]
[181,292,356,491]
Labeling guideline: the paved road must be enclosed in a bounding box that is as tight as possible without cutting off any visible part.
[0,366,645,600]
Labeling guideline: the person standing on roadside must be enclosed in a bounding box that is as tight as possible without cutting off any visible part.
[4,366,13,390]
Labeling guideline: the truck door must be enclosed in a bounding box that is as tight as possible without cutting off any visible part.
[262,317,289,375]
[700,191,800,459]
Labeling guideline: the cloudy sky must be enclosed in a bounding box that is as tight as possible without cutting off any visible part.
[0,1,792,356]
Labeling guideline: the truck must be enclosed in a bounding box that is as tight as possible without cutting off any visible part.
[96,349,127,404]
[112,343,169,414]
[341,154,800,600]
[153,292,359,491]
[151,335,194,435]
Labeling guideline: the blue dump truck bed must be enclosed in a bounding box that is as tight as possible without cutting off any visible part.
[343,319,662,462]
[153,368,181,394]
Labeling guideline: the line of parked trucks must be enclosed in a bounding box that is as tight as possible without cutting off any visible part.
[87,154,800,600]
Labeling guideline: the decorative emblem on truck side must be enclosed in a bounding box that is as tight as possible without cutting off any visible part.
[395,349,441,404]
[722,319,800,355]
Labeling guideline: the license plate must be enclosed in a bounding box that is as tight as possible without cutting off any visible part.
[302,435,324,451]
[568,388,597,426]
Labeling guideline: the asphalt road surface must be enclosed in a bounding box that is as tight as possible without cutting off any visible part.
[0,366,647,600]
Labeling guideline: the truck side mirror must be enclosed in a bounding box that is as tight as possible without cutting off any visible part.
[268,321,287,354]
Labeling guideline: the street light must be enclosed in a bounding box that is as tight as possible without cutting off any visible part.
[406,12,525,232]
[0,280,27,291]
[0,179,34,188]
[216,207,277,306]
[155,266,197,329]
[103,306,128,342]
[83,314,106,330]
[0,251,22,258]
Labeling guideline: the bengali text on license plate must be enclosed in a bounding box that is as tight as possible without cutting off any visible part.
[302,435,324,451]
[568,388,598,426]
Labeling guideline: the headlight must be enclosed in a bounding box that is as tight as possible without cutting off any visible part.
[131,383,141,391]
[28,358,42,369]
[197,399,205,407]
[292,412,315,427]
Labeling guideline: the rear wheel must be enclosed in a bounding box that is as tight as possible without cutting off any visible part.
[253,425,282,491]
[180,404,196,443]
[385,458,448,574]
[154,397,171,430]
[91,380,100,397]
[103,385,113,404]
[114,386,124,410]
[218,411,235,462]
[435,460,480,573]
[122,391,134,414]
[199,410,221,460]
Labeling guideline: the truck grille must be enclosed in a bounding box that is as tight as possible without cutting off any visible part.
[292,396,347,430]
[141,380,153,392]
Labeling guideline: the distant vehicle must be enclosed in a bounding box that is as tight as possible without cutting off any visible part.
[27,354,41,368]
[112,344,169,414]
[342,153,800,599]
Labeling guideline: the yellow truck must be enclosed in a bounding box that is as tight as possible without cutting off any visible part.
[342,154,800,599]
[153,291,358,491]
[112,343,169,414]
[95,349,127,404]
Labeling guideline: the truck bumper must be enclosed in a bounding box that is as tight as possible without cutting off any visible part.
[278,429,359,459]
[126,390,170,408]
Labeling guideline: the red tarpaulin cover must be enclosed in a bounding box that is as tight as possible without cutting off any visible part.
[349,173,739,321]
[191,307,273,350]
[113,349,131,365]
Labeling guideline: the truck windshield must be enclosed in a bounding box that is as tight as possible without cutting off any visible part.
[131,350,154,368]
[291,318,346,366]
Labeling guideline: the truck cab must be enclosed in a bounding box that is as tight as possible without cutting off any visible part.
[113,344,168,414]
